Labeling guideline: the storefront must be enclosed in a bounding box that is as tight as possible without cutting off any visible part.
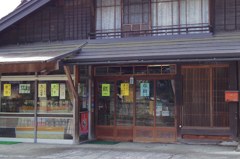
[0,42,85,144]
[94,64,177,142]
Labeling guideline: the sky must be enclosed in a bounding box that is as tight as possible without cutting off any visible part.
[0,0,21,19]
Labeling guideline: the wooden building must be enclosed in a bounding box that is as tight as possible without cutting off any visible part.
[0,0,240,144]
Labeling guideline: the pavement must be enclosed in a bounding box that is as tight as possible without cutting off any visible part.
[0,141,240,159]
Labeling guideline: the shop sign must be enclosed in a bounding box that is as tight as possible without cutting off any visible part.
[51,83,59,97]
[225,91,239,102]
[140,83,150,97]
[38,84,47,98]
[19,84,31,94]
[59,83,66,100]
[121,83,129,96]
[3,84,11,97]
[80,112,88,134]
[102,84,110,96]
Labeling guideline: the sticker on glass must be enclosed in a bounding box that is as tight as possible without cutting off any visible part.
[38,84,47,98]
[19,84,31,94]
[60,83,66,100]
[3,84,11,97]
[51,83,59,97]
[102,84,110,96]
[140,83,150,97]
[121,83,129,96]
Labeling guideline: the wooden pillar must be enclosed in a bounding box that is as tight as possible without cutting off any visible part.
[34,72,38,143]
[64,65,79,144]
[237,61,240,139]
[229,62,238,139]
[88,65,93,140]
[175,64,182,139]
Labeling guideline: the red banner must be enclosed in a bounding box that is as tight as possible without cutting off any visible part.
[80,112,88,134]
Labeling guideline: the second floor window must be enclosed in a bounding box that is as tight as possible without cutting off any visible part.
[123,0,150,25]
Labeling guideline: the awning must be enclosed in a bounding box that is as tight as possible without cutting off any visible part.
[65,32,240,65]
[0,40,86,73]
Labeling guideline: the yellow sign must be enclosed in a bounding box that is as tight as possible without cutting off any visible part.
[3,84,11,97]
[121,83,129,96]
[51,83,59,97]
[38,84,47,98]
[102,84,110,96]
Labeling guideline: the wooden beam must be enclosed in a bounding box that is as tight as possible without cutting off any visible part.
[0,61,58,73]
[64,65,78,99]
[64,65,79,144]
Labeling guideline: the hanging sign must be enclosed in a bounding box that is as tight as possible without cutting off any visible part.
[59,83,66,100]
[140,83,150,97]
[3,84,11,97]
[121,83,129,96]
[19,84,31,94]
[225,91,239,102]
[51,83,59,97]
[38,84,47,98]
[102,84,110,96]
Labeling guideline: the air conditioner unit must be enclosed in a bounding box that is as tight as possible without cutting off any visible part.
[122,24,150,37]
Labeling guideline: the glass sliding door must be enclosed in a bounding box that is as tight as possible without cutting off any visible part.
[135,80,154,126]
[96,81,115,126]
[155,80,175,127]
[116,80,133,126]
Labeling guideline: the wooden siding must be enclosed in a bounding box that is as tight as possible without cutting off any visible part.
[0,0,93,45]
[215,0,240,32]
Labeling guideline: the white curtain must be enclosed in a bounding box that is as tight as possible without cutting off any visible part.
[152,0,209,34]
[96,0,121,33]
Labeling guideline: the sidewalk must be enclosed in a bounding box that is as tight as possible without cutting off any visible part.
[0,141,239,159]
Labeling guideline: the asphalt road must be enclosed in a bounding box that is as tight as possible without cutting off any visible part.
[0,142,239,159]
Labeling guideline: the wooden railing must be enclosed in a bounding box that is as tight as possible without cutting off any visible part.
[89,25,212,39]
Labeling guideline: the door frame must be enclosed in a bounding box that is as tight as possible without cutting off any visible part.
[94,75,177,142]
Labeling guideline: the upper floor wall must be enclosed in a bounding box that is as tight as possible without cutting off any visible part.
[215,0,240,32]
[94,0,210,38]
[0,0,239,45]
[0,0,93,45]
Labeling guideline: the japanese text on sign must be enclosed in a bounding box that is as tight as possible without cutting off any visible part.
[19,84,31,94]
[102,84,110,96]
[60,83,66,100]
[38,84,47,98]
[51,83,59,97]
[140,83,150,97]
[121,83,129,96]
[3,84,11,97]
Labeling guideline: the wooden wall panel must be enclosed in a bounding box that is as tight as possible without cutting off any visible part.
[215,0,240,32]
[0,0,93,45]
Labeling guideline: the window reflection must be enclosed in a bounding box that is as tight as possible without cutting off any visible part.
[1,81,35,113]
[96,81,115,125]
[38,81,73,114]
[116,80,133,126]
[156,80,175,127]
[136,80,154,126]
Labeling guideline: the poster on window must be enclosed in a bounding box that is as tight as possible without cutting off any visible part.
[102,84,110,96]
[59,83,66,100]
[140,83,150,97]
[121,83,129,96]
[3,84,11,97]
[19,84,31,94]
[38,84,46,98]
[80,112,88,134]
[51,83,59,97]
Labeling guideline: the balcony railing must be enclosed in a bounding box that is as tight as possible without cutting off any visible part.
[89,24,212,39]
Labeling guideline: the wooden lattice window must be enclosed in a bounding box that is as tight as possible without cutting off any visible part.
[182,65,229,127]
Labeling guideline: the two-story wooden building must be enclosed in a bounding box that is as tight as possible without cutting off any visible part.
[0,0,240,144]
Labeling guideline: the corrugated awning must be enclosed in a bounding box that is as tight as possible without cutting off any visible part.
[65,32,240,65]
[0,40,86,73]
